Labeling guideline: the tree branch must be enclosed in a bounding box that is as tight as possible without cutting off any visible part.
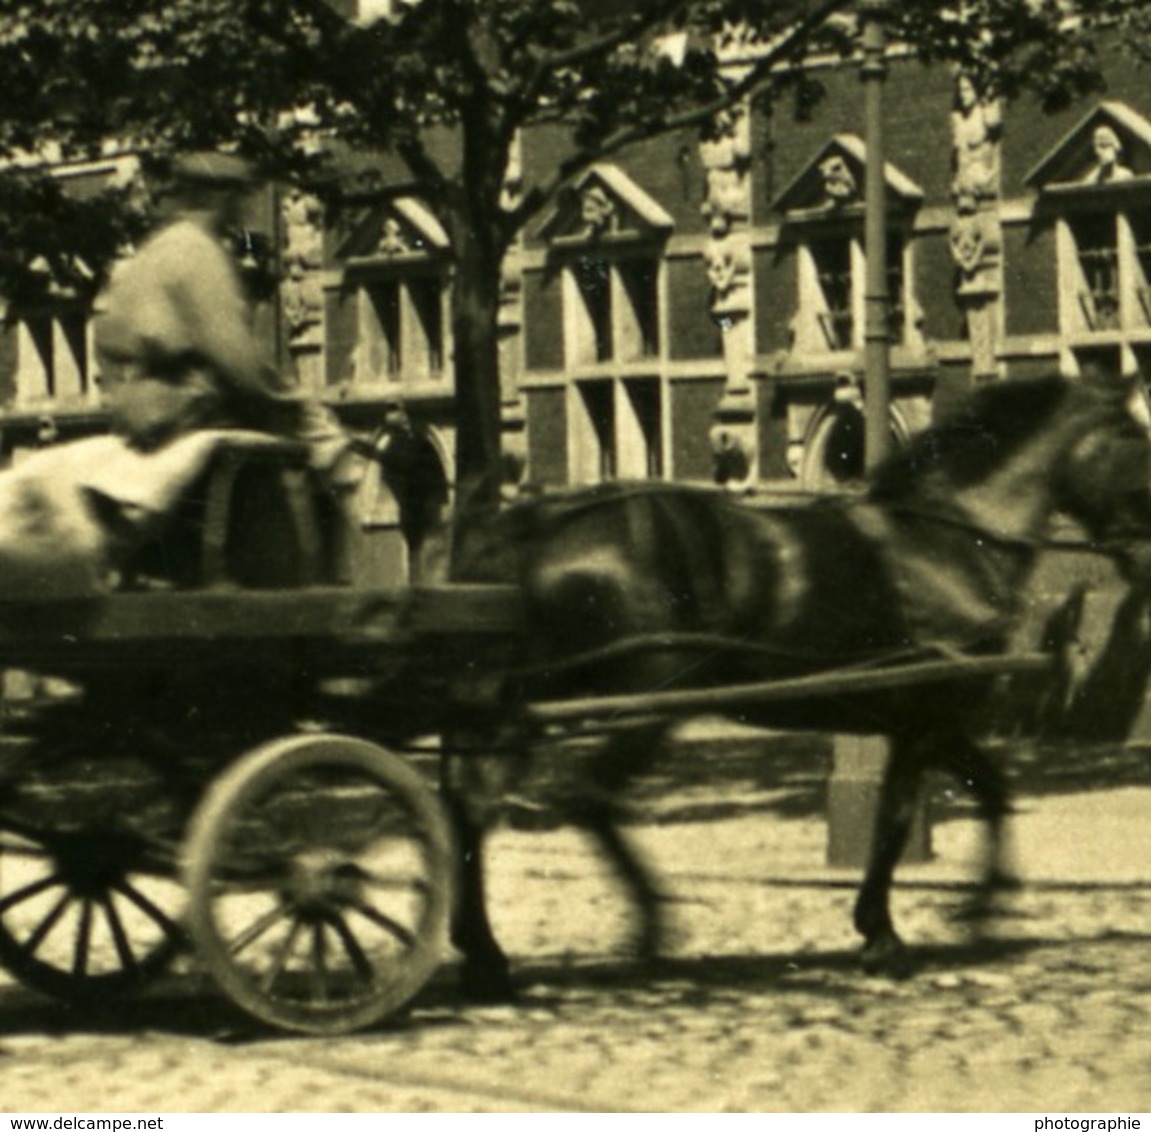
[396,132,449,203]
[517,0,688,114]
[513,0,852,229]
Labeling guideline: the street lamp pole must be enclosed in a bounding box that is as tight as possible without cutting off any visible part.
[860,0,890,471]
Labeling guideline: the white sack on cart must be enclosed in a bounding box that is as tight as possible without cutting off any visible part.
[0,430,264,600]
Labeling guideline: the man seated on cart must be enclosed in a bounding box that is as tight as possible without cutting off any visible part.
[0,156,357,598]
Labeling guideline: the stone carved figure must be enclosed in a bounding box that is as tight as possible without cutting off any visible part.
[280,189,324,344]
[820,154,858,207]
[951,73,1002,201]
[1083,125,1134,185]
[377,216,411,256]
[950,189,1002,379]
[700,105,752,234]
[579,183,617,237]
[705,232,752,319]
[700,99,756,488]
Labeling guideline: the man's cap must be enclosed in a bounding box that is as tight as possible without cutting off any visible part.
[171,152,255,188]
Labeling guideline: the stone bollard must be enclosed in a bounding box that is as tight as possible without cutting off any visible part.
[826,734,931,867]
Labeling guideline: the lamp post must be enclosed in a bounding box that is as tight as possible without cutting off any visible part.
[860,0,890,470]
[828,0,930,868]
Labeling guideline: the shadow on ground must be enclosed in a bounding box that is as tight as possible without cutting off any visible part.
[505,723,1149,830]
[8,930,1146,1042]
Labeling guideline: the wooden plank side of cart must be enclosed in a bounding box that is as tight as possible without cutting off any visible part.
[0,583,525,670]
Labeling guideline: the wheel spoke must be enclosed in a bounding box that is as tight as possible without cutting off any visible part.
[348,898,416,948]
[328,913,376,984]
[310,923,330,1003]
[101,894,138,975]
[0,836,52,859]
[113,878,182,943]
[20,890,71,956]
[358,869,431,896]
[225,902,291,958]
[260,917,304,995]
[72,899,93,977]
[0,872,64,915]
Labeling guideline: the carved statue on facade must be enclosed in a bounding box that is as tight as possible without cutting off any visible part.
[705,232,751,319]
[579,183,617,237]
[377,216,411,256]
[280,189,324,346]
[950,187,1002,379]
[819,154,858,207]
[700,99,756,489]
[700,105,752,233]
[950,72,1002,201]
[1083,125,1134,184]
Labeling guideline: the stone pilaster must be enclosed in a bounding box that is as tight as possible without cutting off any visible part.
[280,188,326,394]
[701,95,756,489]
[949,73,1004,383]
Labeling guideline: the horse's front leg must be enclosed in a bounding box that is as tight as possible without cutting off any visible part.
[944,733,1020,928]
[853,732,926,975]
[439,747,515,1002]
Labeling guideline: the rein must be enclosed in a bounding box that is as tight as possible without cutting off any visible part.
[880,501,1128,559]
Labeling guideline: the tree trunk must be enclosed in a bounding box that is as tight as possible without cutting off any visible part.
[447,210,506,577]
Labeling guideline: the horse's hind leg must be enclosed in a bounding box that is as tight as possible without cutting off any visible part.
[853,732,926,975]
[944,734,1020,928]
[565,722,670,959]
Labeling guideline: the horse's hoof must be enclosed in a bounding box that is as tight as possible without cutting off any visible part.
[988,868,1024,893]
[860,935,914,979]
[458,958,517,1004]
[953,871,1022,927]
[632,909,673,962]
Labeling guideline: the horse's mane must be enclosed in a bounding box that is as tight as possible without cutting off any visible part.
[867,376,1072,501]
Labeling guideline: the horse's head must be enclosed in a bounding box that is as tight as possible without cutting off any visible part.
[1053,376,1151,581]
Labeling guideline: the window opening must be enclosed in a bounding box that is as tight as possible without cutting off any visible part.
[1070,212,1120,330]
[409,276,445,376]
[886,233,906,344]
[617,259,660,359]
[811,238,853,349]
[1131,212,1151,326]
[578,380,616,481]
[366,281,403,378]
[624,378,663,478]
[574,256,613,363]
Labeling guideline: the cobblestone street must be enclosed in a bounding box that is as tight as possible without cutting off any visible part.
[0,734,1148,1113]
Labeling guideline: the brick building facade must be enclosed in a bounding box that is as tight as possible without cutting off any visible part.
[1,41,1150,582]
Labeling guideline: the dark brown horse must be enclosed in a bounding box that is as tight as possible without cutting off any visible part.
[446,374,1151,995]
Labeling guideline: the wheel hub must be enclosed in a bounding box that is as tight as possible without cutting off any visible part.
[49,830,150,899]
[285,849,363,916]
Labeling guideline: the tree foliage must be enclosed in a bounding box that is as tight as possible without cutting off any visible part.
[0,0,1141,503]
[0,2,1132,274]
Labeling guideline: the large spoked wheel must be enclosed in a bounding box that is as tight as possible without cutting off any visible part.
[0,824,185,1006]
[183,734,452,1035]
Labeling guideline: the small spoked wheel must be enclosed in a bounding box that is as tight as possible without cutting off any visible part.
[183,734,452,1035]
[0,825,185,1006]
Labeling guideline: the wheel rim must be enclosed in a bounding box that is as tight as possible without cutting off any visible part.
[184,736,451,1035]
[0,827,185,1004]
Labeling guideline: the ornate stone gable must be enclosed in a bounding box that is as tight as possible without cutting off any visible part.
[771,134,924,218]
[1025,101,1151,194]
[335,197,450,263]
[536,164,674,245]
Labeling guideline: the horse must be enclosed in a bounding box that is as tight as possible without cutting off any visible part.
[444,373,1151,996]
